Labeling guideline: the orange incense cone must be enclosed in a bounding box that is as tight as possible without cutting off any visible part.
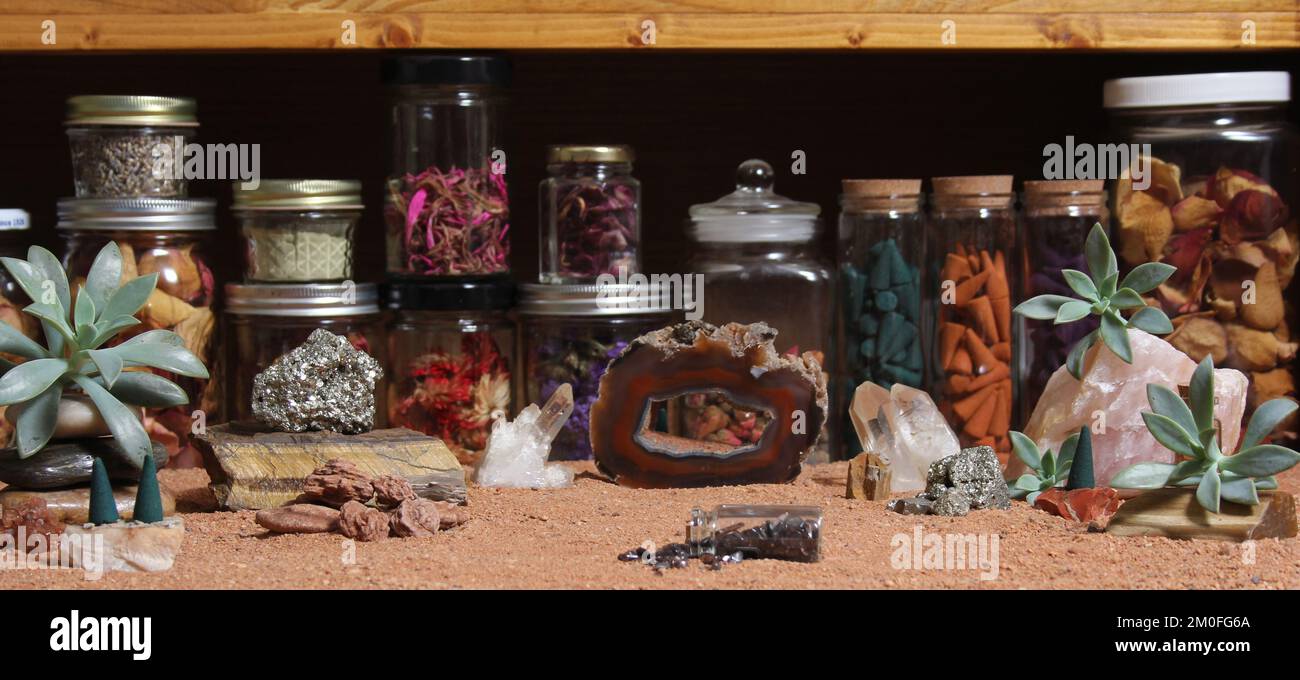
[965,362,1009,393]
[943,253,973,282]
[948,374,972,392]
[961,385,999,439]
[966,295,998,343]
[990,380,1011,437]
[992,341,1011,363]
[940,322,965,369]
[953,269,991,306]
[963,328,1000,372]
[950,347,973,375]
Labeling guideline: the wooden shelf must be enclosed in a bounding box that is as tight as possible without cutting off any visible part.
[0,1,1296,51]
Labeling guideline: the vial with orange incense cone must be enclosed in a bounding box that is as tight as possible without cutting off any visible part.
[927,175,1017,461]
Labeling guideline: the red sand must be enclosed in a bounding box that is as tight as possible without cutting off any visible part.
[1,462,1296,589]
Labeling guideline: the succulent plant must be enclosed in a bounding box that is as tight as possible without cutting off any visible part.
[0,243,208,465]
[1014,223,1177,379]
[1110,355,1300,513]
[1008,430,1079,505]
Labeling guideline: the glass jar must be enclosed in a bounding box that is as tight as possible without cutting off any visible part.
[233,179,362,282]
[1105,72,1298,437]
[519,283,674,460]
[836,179,925,457]
[539,145,640,283]
[1018,180,1108,420]
[686,159,836,460]
[58,198,218,465]
[686,504,822,562]
[65,95,197,198]
[383,55,510,278]
[386,279,516,464]
[926,175,1017,461]
[223,282,386,424]
[0,209,39,343]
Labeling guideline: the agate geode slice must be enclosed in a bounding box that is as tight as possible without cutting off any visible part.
[589,321,827,488]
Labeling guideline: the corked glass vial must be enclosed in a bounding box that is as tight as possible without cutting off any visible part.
[1018,180,1108,420]
[65,95,198,198]
[538,144,640,283]
[233,179,363,282]
[223,282,386,424]
[926,175,1017,461]
[686,504,823,562]
[836,179,926,456]
[383,55,511,278]
[518,283,675,460]
[385,278,516,464]
[58,197,219,461]
[687,159,836,460]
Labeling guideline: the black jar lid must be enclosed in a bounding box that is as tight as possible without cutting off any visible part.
[385,276,516,312]
[382,54,511,87]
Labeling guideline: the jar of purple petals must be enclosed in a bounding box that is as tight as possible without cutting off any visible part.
[518,283,675,460]
[383,55,511,278]
[1017,180,1109,418]
[538,145,640,283]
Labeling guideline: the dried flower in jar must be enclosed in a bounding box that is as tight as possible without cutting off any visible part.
[554,181,637,279]
[391,333,511,461]
[386,166,510,276]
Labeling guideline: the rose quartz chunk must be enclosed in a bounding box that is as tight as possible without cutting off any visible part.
[1015,330,1247,487]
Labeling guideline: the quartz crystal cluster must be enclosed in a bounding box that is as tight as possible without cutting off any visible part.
[850,381,959,492]
[251,328,383,434]
[887,445,1010,517]
[1015,329,1247,486]
[476,383,575,489]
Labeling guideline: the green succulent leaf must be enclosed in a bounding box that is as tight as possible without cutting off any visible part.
[89,315,142,348]
[1110,462,1177,489]
[1100,272,1119,299]
[1128,306,1173,335]
[0,257,44,301]
[1041,449,1056,479]
[1218,475,1260,506]
[1141,411,1199,458]
[98,371,189,408]
[100,272,158,321]
[86,348,124,388]
[1055,300,1092,324]
[1056,433,1080,476]
[0,358,68,405]
[1254,476,1278,491]
[114,342,209,379]
[1168,459,1208,484]
[1099,310,1133,363]
[1062,269,1099,302]
[1146,384,1197,436]
[1239,398,1298,451]
[1010,431,1042,471]
[10,383,61,458]
[1084,223,1118,287]
[1109,287,1146,309]
[1196,465,1221,513]
[73,285,96,328]
[1014,295,1075,321]
[71,374,151,466]
[26,246,71,314]
[1188,356,1215,430]
[120,329,185,347]
[23,301,76,346]
[84,242,123,316]
[1219,444,1300,477]
[1119,261,1177,295]
[1065,330,1099,380]
[0,319,49,360]
[1013,473,1041,492]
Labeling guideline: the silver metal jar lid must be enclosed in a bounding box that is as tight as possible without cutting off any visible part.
[225,282,380,317]
[519,282,678,317]
[57,197,216,232]
[65,95,199,127]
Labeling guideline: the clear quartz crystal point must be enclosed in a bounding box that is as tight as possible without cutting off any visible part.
[536,383,574,444]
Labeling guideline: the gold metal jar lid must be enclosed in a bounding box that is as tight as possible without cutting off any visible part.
[546,145,635,164]
[65,95,198,127]
[232,180,364,210]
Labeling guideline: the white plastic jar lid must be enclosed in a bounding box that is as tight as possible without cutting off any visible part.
[1104,71,1290,109]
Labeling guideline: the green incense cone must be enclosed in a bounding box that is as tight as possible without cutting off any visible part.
[133,453,165,524]
[88,457,120,525]
[1066,425,1095,489]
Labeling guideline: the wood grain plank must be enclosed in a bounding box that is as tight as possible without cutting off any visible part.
[0,12,1294,51]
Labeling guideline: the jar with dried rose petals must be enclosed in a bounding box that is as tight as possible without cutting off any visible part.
[539,145,640,283]
[58,197,218,465]
[385,278,516,464]
[1105,72,1298,437]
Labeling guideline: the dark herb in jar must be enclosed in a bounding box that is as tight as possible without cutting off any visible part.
[387,166,510,276]
[532,335,627,460]
[554,181,637,278]
[69,133,187,198]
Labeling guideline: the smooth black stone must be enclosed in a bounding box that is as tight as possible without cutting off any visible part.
[0,439,160,490]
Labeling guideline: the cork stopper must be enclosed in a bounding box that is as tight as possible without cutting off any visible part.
[931,175,1014,209]
[1023,179,1107,215]
[841,179,923,213]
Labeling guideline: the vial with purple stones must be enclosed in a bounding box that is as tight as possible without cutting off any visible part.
[686,505,823,563]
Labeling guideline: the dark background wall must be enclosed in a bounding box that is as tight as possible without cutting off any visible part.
[1,50,1296,284]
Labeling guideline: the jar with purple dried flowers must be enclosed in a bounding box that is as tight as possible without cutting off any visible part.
[385,279,516,465]
[383,55,511,278]
[539,145,640,283]
[519,283,675,460]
